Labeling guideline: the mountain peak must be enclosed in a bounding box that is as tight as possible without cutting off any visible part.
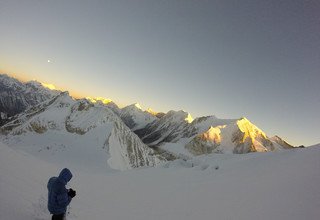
[0,73,25,88]
[146,108,157,115]
[165,110,193,123]
[120,103,157,131]
[134,103,142,110]
[0,74,60,118]
[41,82,57,90]
[26,80,42,87]
[124,103,143,110]
[271,135,294,149]
[185,113,193,123]
[236,117,267,140]
[146,108,165,119]
[86,97,113,105]
[24,80,61,96]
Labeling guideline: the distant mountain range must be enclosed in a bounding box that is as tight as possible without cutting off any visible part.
[0,74,297,170]
[0,74,59,124]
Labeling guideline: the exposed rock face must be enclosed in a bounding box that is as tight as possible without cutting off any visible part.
[107,119,164,170]
[120,103,158,131]
[135,110,193,145]
[186,126,223,155]
[0,74,59,125]
[0,93,67,135]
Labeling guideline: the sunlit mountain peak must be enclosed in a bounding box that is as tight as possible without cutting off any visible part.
[185,113,194,123]
[133,103,142,110]
[145,108,165,118]
[86,97,113,105]
[236,117,267,141]
[146,108,158,116]
[41,82,56,90]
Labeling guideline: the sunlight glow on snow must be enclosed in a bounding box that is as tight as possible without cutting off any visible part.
[185,113,194,123]
[134,103,142,110]
[201,126,223,142]
[41,83,56,90]
[236,117,268,146]
[86,97,113,104]
[146,108,158,116]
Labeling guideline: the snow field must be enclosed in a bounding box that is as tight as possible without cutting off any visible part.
[1,142,319,220]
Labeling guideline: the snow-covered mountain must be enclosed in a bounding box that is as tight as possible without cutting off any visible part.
[135,110,194,145]
[1,92,165,170]
[186,117,286,155]
[120,103,158,131]
[0,74,295,162]
[136,113,293,156]
[146,108,166,118]
[270,135,296,149]
[86,97,122,115]
[0,74,59,124]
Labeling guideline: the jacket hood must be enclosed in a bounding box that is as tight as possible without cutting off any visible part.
[58,168,73,185]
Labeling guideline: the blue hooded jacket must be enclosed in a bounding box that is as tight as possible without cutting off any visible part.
[47,168,73,214]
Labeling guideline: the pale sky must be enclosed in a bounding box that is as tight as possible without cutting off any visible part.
[0,0,319,146]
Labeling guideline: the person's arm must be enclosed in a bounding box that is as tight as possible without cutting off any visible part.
[56,184,72,208]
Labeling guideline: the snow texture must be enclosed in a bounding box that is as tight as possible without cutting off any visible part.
[1,142,319,220]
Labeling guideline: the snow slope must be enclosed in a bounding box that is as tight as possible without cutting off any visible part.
[1,142,319,220]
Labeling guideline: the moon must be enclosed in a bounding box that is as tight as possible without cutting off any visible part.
[47,60,51,63]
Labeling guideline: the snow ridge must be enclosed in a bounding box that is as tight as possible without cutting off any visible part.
[120,103,158,131]
[1,93,165,170]
[0,74,59,123]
